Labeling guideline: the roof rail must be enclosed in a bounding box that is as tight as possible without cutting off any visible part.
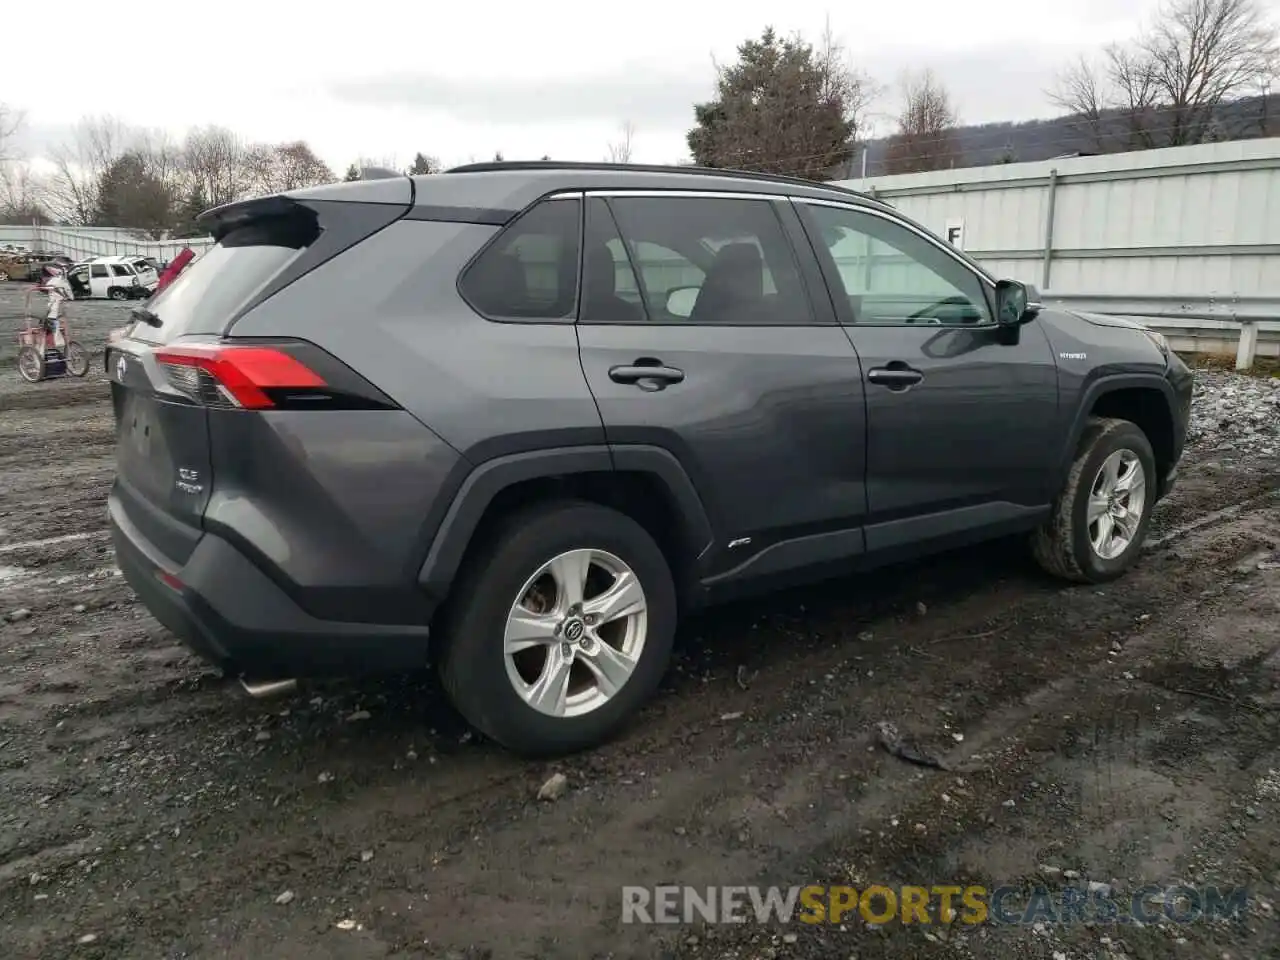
[442,160,870,199]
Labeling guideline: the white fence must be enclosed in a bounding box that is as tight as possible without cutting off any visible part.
[0,224,214,262]
[836,138,1280,364]
[6,142,1279,363]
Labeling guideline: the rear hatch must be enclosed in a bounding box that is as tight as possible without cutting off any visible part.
[107,211,321,564]
[106,189,411,566]
[128,258,159,288]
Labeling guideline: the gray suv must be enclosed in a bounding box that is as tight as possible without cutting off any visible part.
[106,162,1194,756]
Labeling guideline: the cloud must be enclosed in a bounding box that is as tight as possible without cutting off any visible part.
[328,64,715,129]
[327,35,1105,149]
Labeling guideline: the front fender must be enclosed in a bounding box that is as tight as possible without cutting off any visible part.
[1057,372,1178,475]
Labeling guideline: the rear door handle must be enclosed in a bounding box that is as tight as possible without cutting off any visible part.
[867,365,924,390]
[609,363,685,390]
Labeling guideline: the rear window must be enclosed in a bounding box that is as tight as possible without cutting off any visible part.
[130,221,311,345]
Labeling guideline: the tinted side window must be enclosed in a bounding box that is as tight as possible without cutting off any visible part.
[580,198,647,322]
[460,198,581,320]
[91,264,109,278]
[804,204,991,326]
[606,197,812,324]
[110,265,130,277]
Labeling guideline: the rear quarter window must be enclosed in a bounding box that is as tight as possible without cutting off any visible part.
[130,223,309,345]
[458,198,581,321]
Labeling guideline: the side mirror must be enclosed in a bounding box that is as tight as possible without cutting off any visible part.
[665,286,699,319]
[995,279,1041,326]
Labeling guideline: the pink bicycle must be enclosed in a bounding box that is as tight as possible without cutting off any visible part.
[15,287,89,383]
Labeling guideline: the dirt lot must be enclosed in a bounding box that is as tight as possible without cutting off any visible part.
[1,286,1278,960]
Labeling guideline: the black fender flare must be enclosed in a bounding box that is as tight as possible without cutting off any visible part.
[1057,372,1177,476]
[417,444,715,599]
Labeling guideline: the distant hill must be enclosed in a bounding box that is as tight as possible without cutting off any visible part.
[852,93,1278,176]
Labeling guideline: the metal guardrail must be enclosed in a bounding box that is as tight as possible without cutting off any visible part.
[1042,293,1279,368]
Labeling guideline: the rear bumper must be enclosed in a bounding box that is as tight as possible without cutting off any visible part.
[109,491,431,679]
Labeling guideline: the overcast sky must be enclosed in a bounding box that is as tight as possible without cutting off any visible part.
[2,0,1194,174]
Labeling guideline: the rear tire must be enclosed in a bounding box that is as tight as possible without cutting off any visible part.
[17,345,45,383]
[108,287,128,301]
[437,500,677,757]
[1031,417,1157,583]
[65,341,89,377]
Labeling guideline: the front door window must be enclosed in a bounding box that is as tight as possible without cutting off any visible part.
[803,204,991,327]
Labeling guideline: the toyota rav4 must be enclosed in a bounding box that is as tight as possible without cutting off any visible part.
[106,161,1195,756]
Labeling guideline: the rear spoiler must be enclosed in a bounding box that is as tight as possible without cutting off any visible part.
[196,176,414,242]
[196,196,309,243]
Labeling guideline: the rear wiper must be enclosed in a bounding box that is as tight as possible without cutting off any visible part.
[131,305,162,328]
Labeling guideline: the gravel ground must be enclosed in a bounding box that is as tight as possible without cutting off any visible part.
[1,286,1278,960]
[1186,367,1280,461]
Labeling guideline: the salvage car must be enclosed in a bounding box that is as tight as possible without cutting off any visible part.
[104,162,1195,757]
[0,252,58,282]
[66,256,157,300]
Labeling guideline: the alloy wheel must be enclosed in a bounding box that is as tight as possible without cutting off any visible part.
[1088,449,1147,560]
[503,548,648,718]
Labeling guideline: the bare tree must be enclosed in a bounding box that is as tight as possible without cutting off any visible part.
[1141,0,1278,144]
[606,121,636,163]
[244,141,334,195]
[1048,55,1112,150]
[0,104,21,162]
[0,162,49,224]
[1106,44,1164,147]
[276,142,335,190]
[182,126,250,209]
[135,129,186,199]
[1049,0,1278,150]
[687,24,878,180]
[814,19,881,141]
[883,69,961,173]
[45,116,130,225]
[0,104,44,223]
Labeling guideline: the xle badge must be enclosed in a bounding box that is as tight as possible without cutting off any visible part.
[176,468,203,496]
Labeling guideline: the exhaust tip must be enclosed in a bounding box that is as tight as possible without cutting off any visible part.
[239,677,299,699]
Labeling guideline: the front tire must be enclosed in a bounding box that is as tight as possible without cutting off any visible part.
[17,346,45,383]
[1032,417,1158,583]
[437,500,677,757]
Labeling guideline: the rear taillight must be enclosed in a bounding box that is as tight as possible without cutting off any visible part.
[155,343,326,409]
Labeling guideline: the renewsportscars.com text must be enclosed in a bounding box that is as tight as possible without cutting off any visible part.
[621,884,1250,926]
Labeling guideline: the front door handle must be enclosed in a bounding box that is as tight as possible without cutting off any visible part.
[609,362,685,391]
[867,364,923,390]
